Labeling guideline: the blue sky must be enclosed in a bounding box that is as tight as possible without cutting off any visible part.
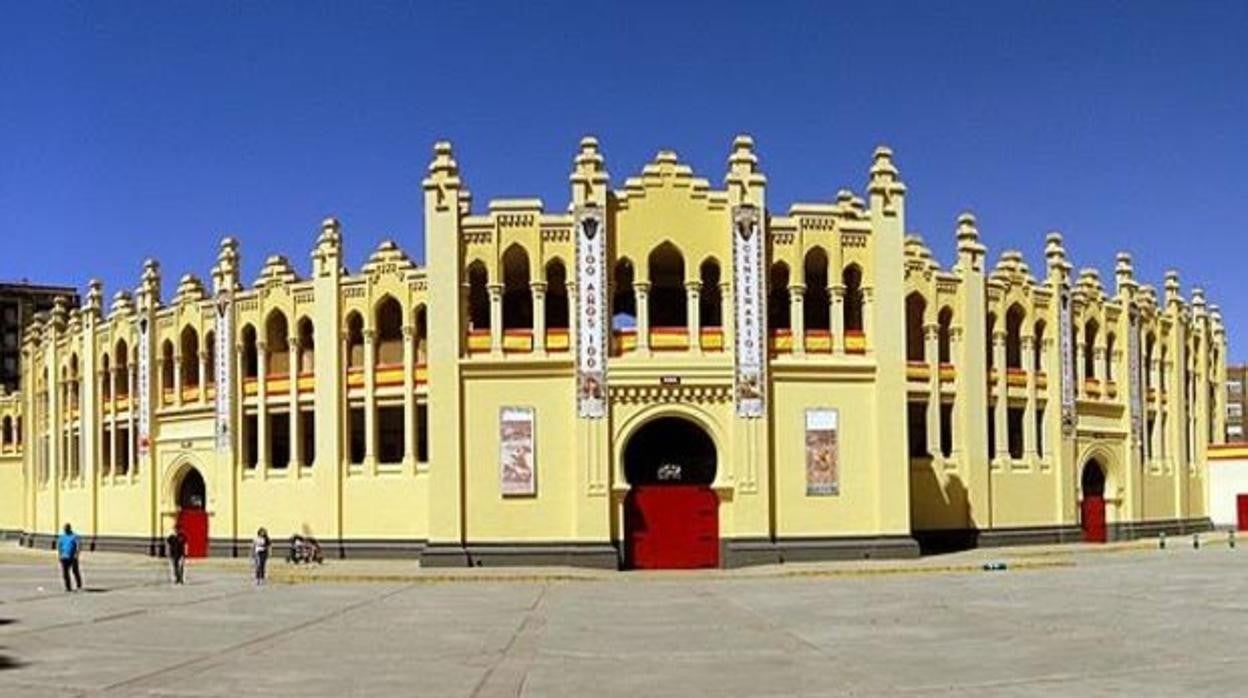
[2,2,1245,358]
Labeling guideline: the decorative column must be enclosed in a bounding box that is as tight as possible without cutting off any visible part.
[1150,356,1163,462]
[830,285,845,355]
[993,330,1008,462]
[199,349,210,405]
[949,325,965,463]
[108,367,118,481]
[862,286,874,354]
[1077,340,1088,394]
[173,352,183,406]
[1023,335,1038,460]
[402,324,416,470]
[635,281,651,354]
[363,329,377,473]
[686,280,701,353]
[1093,345,1106,397]
[790,284,806,356]
[531,281,547,355]
[256,341,269,474]
[924,324,941,459]
[288,336,300,471]
[488,283,504,356]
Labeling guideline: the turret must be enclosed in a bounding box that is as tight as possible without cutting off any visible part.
[137,258,162,311]
[570,136,609,208]
[1114,252,1137,298]
[725,134,766,209]
[868,145,906,219]
[212,237,242,293]
[955,213,986,274]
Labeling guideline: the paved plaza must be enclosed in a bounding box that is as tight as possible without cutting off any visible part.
[0,541,1246,697]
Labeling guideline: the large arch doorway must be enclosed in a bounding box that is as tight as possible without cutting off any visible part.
[1080,460,1107,543]
[176,467,209,558]
[623,416,719,569]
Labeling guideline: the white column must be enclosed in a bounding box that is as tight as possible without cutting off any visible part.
[862,286,874,353]
[288,336,300,470]
[488,284,503,356]
[686,281,701,353]
[402,324,416,470]
[994,331,1008,462]
[1023,335,1038,460]
[532,282,547,355]
[363,329,377,473]
[924,324,941,459]
[830,285,845,355]
[173,352,183,406]
[257,341,269,474]
[635,282,651,354]
[127,363,136,479]
[790,285,805,356]
[199,349,210,405]
[108,368,118,481]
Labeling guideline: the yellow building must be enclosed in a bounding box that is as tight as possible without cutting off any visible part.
[0,137,1227,568]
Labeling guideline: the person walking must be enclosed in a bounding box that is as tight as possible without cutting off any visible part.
[251,527,270,586]
[166,525,187,585]
[56,523,83,592]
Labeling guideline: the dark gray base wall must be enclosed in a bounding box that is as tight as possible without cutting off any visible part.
[914,517,1215,551]
[423,542,620,569]
[722,535,922,569]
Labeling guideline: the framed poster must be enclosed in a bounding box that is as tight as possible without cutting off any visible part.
[500,406,536,496]
[805,408,839,496]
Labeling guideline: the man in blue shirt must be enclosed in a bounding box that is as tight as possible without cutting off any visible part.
[56,523,83,592]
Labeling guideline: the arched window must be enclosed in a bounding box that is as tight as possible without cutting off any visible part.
[545,259,569,329]
[612,258,636,330]
[905,292,926,362]
[115,340,129,397]
[414,305,428,364]
[180,326,199,389]
[1105,332,1116,382]
[804,248,830,331]
[502,244,533,330]
[1084,320,1099,381]
[466,261,490,331]
[100,353,112,401]
[345,312,364,369]
[1033,321,1046,372]
[985,313,997,369]
[938,307,953,364]
[699,258,722,328]
[648,242,686,328]
[842,264,864,332]
[375,296,403,366]
[297,318,314,374]
[241,325,258,379]
[204,330,216,386]
[266,310,290,376]
[160,341,174,392]
[768,262,790,333]
[1005,304,1025,370]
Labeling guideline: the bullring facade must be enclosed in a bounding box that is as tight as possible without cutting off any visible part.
[0,137,1227,567]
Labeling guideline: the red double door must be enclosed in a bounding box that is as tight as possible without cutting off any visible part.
[176,508,210,558]
[1081,496,1106,543]
[625,485,719,569]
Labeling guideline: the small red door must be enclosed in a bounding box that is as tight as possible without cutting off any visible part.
[626,485,718,569]
[1081,496,1106,543]
[177,508,209,558]
[1237,495,1248,532]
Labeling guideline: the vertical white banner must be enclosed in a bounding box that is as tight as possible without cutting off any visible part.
[575,207,607,418]
[733,205,765,417]
[500,406,536,496]
[137,316,151,456]
[215,292,233,452]
[1059,286,1075,436]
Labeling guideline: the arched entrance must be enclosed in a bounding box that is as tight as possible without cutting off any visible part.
[623,416,719,569]
[1080,460,1107,543]
[175,467,209,557]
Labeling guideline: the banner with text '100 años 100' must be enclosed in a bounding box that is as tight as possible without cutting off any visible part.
[575,207,607,418]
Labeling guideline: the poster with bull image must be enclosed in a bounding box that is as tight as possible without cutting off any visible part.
[500,406,536,496]
[805,408,839,496]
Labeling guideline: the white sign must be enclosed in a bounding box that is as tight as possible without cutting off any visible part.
[575,208,607,418]
[137,316,151,456]
[733,206,765,417]
[1128,306,1143,451]
[1059,287,1075,435]
[215,292,233,452]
